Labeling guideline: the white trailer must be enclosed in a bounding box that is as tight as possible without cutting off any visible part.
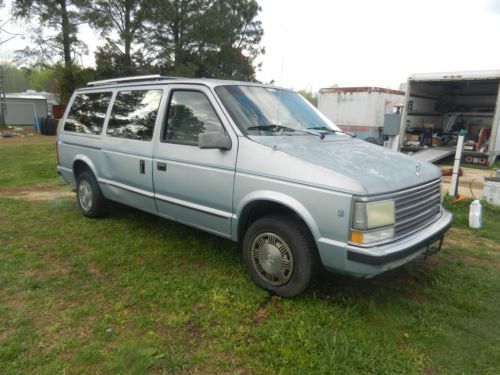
[398,70,500,166]
[318,87,405,141]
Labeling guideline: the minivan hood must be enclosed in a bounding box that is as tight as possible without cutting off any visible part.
[252,136,442,195]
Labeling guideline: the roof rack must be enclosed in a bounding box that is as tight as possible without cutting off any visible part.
[87,74,178,87]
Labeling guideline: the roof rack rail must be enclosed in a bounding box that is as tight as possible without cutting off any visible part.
[87,74,177,87]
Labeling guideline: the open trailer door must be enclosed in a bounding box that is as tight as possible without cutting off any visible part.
[398,70,500,166]
[492,81,500,164]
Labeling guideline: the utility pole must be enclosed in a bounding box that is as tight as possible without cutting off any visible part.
[0,65,7,128]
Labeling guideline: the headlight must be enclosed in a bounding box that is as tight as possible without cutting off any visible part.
[352,200,395,230]
[351,199,396,245]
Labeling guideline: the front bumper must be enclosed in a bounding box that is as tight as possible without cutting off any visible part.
[346,211,452,266]
[317,209,453,278]
[346,210,452,276]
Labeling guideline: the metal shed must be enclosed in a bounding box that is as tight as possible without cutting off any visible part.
[4,94,48,126]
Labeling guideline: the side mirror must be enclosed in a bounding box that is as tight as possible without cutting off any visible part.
[198,132,231,150]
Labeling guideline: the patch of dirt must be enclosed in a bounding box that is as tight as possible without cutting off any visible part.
[88,262,109,283]
[0,184,73,201]
[442,229,499,268]
[252,304,268,325]
[21,238,55,250]
[1,294,29,313]
[184,321,205,342]
[20,250,71,281]
[251,296,281,325]
[444,228,499,251]
[0,128,55,146]
[455,253,493,267]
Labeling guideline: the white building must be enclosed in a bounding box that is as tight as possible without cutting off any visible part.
[3,93,49,126]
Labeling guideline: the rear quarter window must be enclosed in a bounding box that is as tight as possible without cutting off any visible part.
[64,92,113,135]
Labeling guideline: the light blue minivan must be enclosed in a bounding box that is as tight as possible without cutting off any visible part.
[57,75,452,297]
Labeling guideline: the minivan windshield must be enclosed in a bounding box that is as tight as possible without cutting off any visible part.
[215,85,341,136]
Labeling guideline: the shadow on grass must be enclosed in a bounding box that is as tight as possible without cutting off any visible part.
[104,200,441,306]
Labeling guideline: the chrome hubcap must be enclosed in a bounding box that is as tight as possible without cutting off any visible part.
[78,180,93,211]
[251,233,293,286]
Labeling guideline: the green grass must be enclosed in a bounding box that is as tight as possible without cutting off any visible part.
[0,142,499,374]
[0,141,58,188]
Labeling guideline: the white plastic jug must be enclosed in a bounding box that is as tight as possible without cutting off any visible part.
[469,200,482,229]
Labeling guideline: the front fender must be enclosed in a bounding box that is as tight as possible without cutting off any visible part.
[232,190,321,241]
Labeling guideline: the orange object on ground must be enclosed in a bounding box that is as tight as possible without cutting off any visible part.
[441,168,463,176]
[452,195,468,204]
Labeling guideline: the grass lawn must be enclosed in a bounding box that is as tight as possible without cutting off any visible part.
[0,137,499,374]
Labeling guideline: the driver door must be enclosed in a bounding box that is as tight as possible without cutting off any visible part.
[152,85,238,237]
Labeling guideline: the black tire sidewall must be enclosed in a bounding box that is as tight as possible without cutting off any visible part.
[76,171,105,217]
[242,215,317,297]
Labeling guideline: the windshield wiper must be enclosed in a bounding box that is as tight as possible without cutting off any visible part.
[247,124,297,133]
[307,126,356,138]
[247,124,325,139]
[247,124,323,138]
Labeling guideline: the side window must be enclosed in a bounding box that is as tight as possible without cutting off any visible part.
[107,89,163,141]
[64,92,112,135]
[164,90,225,146]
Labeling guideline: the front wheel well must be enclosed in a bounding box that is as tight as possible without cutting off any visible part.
[237,200,315,244]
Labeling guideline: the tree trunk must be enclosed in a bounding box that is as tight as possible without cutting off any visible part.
[173,1,182,69]
[123,4,132,72]
[59,0,73,102]
[60,0,72,70]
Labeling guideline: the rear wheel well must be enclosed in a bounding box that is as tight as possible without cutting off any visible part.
[238,201,315,244]
[73,160,91,179]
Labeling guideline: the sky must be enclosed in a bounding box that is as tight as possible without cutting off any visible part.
[1,0,500,91]
[256,0,500,90]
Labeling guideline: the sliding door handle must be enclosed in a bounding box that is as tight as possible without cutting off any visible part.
[157,162,167,172]
[139,160,145,174]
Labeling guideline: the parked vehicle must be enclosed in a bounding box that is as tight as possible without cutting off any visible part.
[57,75,453,297]
[317,86,405,142]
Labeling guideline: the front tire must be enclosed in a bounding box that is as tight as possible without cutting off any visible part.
[76,170,107,218]
[242,215,320,297]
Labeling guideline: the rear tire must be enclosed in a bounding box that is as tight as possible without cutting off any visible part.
[76,170,107,218]
[242,214,320,297]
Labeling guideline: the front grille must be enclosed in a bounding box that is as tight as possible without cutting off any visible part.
[393,179,442,237]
